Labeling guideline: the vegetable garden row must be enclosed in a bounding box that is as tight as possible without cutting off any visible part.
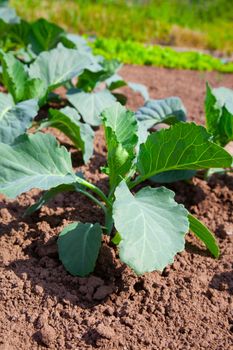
[0,4,233,278]
[93,38,233,73]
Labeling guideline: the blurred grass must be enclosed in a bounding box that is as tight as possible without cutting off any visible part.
[10,0,233,53]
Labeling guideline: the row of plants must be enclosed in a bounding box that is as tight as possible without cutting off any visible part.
[0,3,233,277]
[10,0,233,53]
[93,38,233,73]
[1,3,233,73]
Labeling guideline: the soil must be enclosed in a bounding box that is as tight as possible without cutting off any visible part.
[0,65,233,350]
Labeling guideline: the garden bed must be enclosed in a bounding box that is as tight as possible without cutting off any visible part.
[0,65,233,350]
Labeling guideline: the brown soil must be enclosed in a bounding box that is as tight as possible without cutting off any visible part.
[0,66,233,350]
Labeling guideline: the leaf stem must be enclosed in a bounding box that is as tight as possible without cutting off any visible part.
[108,186,115,200]
[77,188,107,215]
[76,176,112,208]
[128,176,143,189]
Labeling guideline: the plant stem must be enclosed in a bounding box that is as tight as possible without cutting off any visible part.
[108,186,115,201]
[75,178,114,235]
[76,176,112,208]
[77,189,107,215]
[128,176,143,189]
[104,207,114,235]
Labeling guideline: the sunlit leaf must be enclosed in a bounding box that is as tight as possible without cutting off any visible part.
[0,132,76,198]
[102,102,138,189]
[113,181,189,274]
[29,18,65,54]
[40,106,94,163]
[136,122,232,184]
[58,222,102,276]
[67,89,116,126]
[29,46,101,92]
[188,214,220,258]
[136,97,186,129]
[205,83,233,146]
[0,92,38,144]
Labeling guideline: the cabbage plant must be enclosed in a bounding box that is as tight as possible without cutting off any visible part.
[0,103,231,276]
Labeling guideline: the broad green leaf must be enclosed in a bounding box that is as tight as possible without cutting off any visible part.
[77,69,104,92]
[40,106,94,163]
[0,92,38,144]
[0,50,28,102]
[136,97,187,129]
[106,74,127,90]
[102,103,138,189]
[29,46,101,92]
[0,50,46,103]
[151,170,196,183]
[113,181,189,274]
[136,121,150,147]
[101,59,121,76]
[24,183,81,216]
[24,77,47,105]
[29,18,65,54]
[77,58,121,92]
[0,132,76,198]
[128,82,149,101]
[188,214,220,258]
[7,19,30,48]
[67,89,116,126]
[24,171,86,216]
[136,122,232,184]
[112,92,127,105]
[61,33,91,52]
[102,103,138,147]
[0,20,8,48]
[58,222,102,276]
[210,86,233,113]
[205,83,233,146]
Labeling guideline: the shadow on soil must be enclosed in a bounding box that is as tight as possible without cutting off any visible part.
[209,270,233,295]
[185,241,211,258]
[7,236,126,309]
[208,173,233,192]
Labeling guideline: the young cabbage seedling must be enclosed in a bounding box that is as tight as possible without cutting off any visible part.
[0,103,231,276]
[205,83,233,148]
[203,83,233,177]
[136,85,233,182]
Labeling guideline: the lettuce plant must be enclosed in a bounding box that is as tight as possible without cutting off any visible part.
[0,102,231,276]
[93,37,233,73]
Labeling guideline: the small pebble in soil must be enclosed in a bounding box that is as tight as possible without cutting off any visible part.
[0,208,12,223]
[104,306,114,316]
[36,312,49,329]
[95,323,115,339]
[34,285,44,295]
[40,324,56,347]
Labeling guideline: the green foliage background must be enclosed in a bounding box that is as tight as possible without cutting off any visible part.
[10,0,233,53]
